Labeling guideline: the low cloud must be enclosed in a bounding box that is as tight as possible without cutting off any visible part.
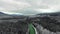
[0,0,60,15]
[0,0,31,11]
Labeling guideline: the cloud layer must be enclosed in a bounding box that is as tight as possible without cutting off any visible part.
[0,0,60,15]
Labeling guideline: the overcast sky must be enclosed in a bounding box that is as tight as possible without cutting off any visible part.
[0,0,60,15]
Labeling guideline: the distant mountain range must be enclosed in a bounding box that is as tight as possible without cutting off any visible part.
[0,11,60,16]
[0,12,24,16]
[0,12,8,15]
[37,12,60,16]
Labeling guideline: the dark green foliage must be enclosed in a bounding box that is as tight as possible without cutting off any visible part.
[0,15,28,34]
[39,16,60,32]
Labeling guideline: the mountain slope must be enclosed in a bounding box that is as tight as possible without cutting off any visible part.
[37,12,60,16]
